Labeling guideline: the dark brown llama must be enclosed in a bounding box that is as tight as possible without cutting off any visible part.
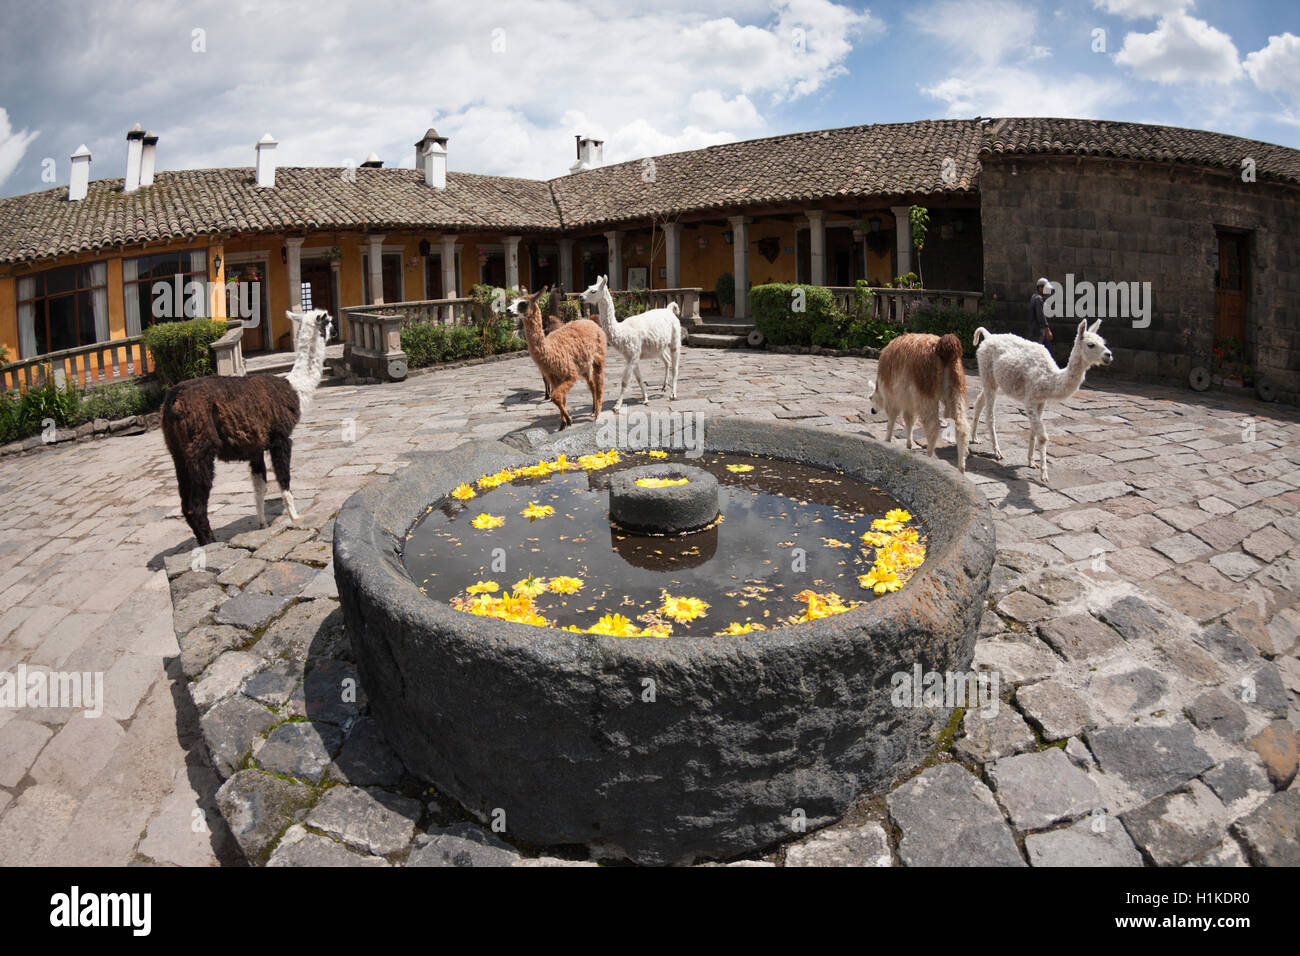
[163,309,330,545]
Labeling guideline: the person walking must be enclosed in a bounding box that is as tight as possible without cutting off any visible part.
[1028,277,1054,351]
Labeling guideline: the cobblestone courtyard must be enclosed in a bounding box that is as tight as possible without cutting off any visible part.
[0,348,1297,866]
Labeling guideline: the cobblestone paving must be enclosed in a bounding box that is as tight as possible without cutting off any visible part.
[0,348,1297,866]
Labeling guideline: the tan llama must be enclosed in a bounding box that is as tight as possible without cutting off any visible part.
[512,287,606,429]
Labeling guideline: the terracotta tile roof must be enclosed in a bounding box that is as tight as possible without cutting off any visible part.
[0,166,561,266]
[981,117,1300,185]
[1,118,1296,267]
[551,119,984,230]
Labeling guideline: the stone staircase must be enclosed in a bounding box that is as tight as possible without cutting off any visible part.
[686,317,756,349]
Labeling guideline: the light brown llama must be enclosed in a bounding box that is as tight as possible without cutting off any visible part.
[514,287,605,429]
[870,332,971,473]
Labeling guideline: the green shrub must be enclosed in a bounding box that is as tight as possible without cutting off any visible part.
[399,320,525,370]
[908,304,989,351]
[0,375,161,446]
[142,318,229,388]
[750,283,839,347]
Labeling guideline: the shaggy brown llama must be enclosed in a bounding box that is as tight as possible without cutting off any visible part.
[539,282,565,399]
[163,309,330,545]
[514,287,605,429]
[870,332,971,472]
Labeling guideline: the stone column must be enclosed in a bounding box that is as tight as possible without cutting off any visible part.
[366,234,386,303]
[891,205,913,281]
[558,238,575,291]
[440,236,459,299]
[806,209,826,286]
[663,222,682,289]
[728,216,751,320]
[285,237,305,312]
[604,230,623,290]
[504,235,522,291]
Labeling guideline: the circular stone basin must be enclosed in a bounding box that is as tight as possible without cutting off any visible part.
[334,417,995,865]
[608,463,719,534]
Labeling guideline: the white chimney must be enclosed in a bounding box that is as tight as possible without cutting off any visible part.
[124,123,145,192]
[423,138,447,190]
[415,128,446,174]
[140,132,158,187]
[569,135,604,174]
[255,133,277,188]
[68,145,91,202]
[361,152,383,168]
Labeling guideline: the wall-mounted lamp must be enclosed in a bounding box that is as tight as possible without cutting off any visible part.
[213,254,222,274]
[418,239,431,257]
[723,231,734,245]
[868,217,882,233]
[281,247,287,264]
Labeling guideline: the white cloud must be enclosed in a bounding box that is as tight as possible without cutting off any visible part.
[1244,32,1300,106]
[911,0,1128,117]
[1092,0,1195,18]
[1114,13,1243,85]
[0,108,40,186]
[5,0,878,188]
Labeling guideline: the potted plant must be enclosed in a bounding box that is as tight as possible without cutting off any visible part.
[715,272,735,318]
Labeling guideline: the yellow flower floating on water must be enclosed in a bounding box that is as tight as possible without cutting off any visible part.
[451,483,476,500]
[726,464,754,473]
[795,589,851,621]
[521,502,556,520]
[861,530,892,547]
[660,594,710,623]
[577,449,621,471]
[466,580,499,595]
[821,537,851,548]
[858,566,903,595]
[470,513,505,530]
[547,575,584,595]
[721,621,765,635]
[588,613,640,636]
[871,508,913,533]
[475,456,573,490]
[464,592,550,627]
[477,470,512,490]
[639,623,673,638]
[512,575,548,598]
[635,477,689,488]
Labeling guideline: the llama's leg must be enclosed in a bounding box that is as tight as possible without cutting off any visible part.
[250,454,268,528]
[669,343,680,400]
[1034,406,1050,480]
[183,458,216,546]
[985,390,1003,459]
[923,415,941,457]
[269,433,300,523]
[660,354,671,392]
[971,389,985,443]
[591,359,604,418]
[550,379,576,429]
[903,413,916,449]
[632,360,649,404]
[613,361,633,412]
[885,408,898,443]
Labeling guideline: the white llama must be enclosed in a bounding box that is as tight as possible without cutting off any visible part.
[579,275,682,411]
[970,319,1112,481]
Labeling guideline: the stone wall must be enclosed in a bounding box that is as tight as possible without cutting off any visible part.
[980,155,1300,404]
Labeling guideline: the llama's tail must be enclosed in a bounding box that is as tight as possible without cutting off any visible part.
[972,326,990,348]
[669,302,680,317]
[937,332,962,366]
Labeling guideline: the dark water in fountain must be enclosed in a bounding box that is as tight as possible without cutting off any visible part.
[403,451,919,637]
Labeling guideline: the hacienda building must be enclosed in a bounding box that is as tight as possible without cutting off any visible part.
[0,117,1297,402]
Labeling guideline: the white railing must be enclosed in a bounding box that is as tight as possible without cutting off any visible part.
[821,287,983,325]
[1,337,151,392]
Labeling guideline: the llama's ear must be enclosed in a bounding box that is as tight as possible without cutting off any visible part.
[1076,320,1087,338]
[1088,319,1102,333]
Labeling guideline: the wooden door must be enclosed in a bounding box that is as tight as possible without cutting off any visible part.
[1214,232,1247,340]
[300,260,336,345]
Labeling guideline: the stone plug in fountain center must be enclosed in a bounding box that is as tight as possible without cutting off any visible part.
[333,417,995,864]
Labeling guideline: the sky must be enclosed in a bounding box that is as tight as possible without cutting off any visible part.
[0,0,1297,197]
